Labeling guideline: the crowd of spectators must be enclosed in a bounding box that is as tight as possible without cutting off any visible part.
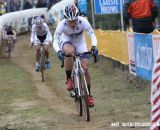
[0,0,60,16]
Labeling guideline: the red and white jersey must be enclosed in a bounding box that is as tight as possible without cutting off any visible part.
[53,16,97,53]
[30,23,52,43]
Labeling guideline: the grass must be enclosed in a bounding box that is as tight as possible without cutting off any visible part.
[0,58,57,129]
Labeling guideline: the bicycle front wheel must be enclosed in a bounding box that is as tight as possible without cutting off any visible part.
[81,74,90,121]
[74,74,83,116]
[77,96,83,116]
[39,50,46,82]
[7,43,12,58]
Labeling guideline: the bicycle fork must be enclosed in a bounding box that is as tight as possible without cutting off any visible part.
[74,60,90,98]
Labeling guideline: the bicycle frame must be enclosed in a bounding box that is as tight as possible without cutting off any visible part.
[61,51,97,121]
[73,56,89,98]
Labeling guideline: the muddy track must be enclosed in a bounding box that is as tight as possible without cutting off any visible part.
[10,33,106,130]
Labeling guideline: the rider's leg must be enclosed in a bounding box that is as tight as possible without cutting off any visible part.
[63,43,75,91]
[35,45,40,62]
[44,44,51,69]
[81,59,91,94]
[63,43,75,78]
[44,44,49,60]
[75,41,92,94]
[81,58,94,107]
[35,45,40,71]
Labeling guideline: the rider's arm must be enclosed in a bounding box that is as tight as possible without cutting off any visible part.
[12,30,17,36]
[83,18,97,47]
[45,24,52,43]
[30,25,35,44]
[12,30,17,40]
[53,22,64,53]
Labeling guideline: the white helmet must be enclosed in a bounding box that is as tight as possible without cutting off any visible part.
[35,16,43,26]
[64,4,79,21]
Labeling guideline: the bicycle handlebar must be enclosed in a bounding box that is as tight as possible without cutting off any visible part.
[30,43,45,49]
[61,51,97,68]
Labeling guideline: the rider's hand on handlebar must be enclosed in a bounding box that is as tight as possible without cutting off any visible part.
[91,46,98,56]
[57,50,64,61]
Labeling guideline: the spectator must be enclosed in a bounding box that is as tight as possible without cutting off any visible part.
[24,0,32,9]
[123,0,158,33]
[10,0,20,12]
[36,0,46,8]
[0,0,6,15]
[47,0,58,11]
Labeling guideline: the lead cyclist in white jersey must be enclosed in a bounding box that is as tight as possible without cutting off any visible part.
[53,4,98,107]
[30,16,52,72]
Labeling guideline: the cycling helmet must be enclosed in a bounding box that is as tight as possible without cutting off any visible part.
[64,4,79,21]
[35,16,43,27]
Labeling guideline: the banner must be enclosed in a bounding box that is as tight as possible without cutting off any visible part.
[127,32,136,75]
[49,0,74,25]
[134,33,153,80]
[77,0,87,16]
[0,8,47,44]
[94,0,121,14]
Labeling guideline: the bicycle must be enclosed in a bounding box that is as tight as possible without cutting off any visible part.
[61,52,97,121]
[3,35,15,58]
[31,43,47,82]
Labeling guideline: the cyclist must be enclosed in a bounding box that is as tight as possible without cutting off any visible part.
[30,16,52,72]
[2,24,17,52]
[53,4,98,107]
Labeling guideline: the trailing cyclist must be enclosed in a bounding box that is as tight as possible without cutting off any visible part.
[2,24,17,52]
[53,4,98,107]
[30,16,52,72]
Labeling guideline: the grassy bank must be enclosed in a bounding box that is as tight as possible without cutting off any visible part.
[0,57,57,130]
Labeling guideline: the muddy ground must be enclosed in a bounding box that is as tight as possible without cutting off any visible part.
[0,33,151,130]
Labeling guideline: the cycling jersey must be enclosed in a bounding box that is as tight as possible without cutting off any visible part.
[53,16,97,53]
[30,23,52,45]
